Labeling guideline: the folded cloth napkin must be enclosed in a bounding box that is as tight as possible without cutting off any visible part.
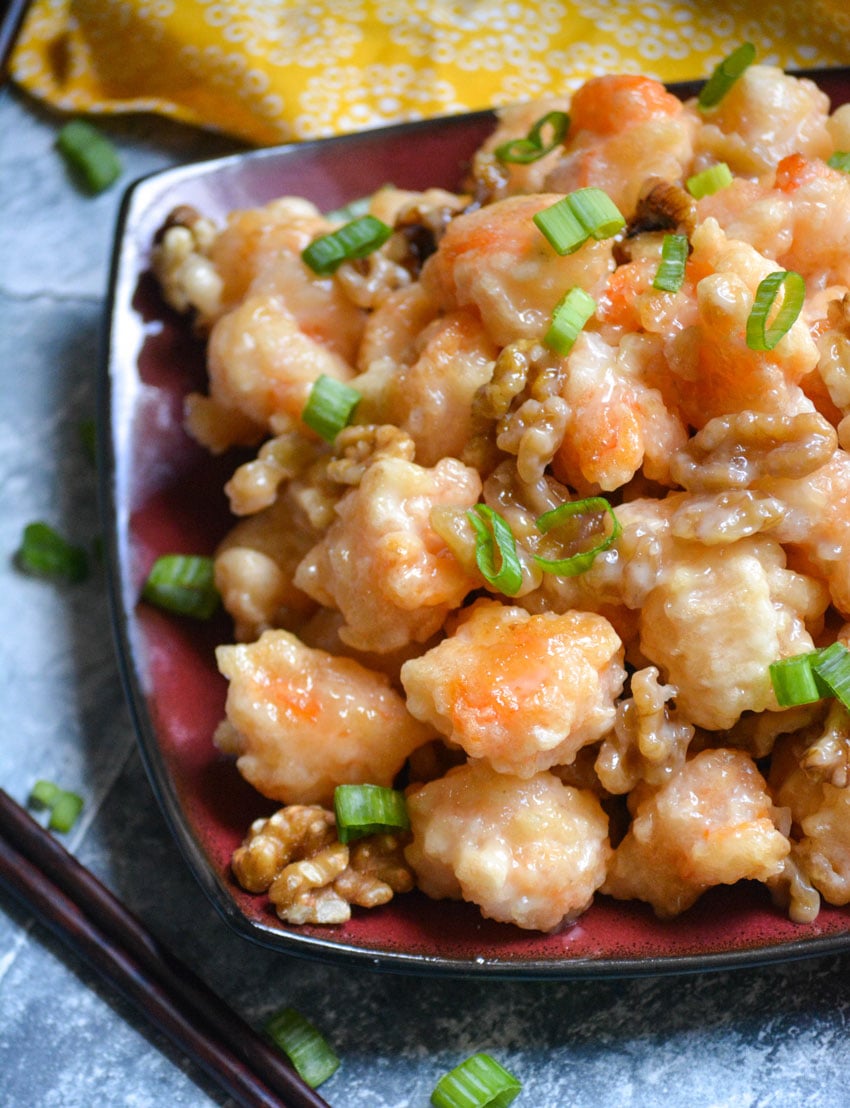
[10,0,850,145]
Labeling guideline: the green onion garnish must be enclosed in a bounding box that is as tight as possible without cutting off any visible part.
[56,120,122,194]
[769,653,830,707]
[811,642,850,709]
[686,162,733,199]
[431,1053,521,1108]
[466,504,524,597]
[494,110,569,164]
[141,554,219,619]
[533,496,621,577]
[301,214,392,275]
[15,521,89,583]
[264,1007,340,1088]
[544,287,596,355]
[301,374,361,441]
[28,780,85,833]
[333,784,410,844]
[697,43,757,110]
[745,270,805,351]
[533,188,625,255]
[652,233,689,293]
[828,151,850,173]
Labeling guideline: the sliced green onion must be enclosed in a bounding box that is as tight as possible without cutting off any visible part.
[301,214,392,275]
[769,653,829,707]
[333,784,410,844]
[544,287,596,355]
[686,162,733,199]
[745,270,805,351]
[264,1007,340,1088]
[56,120,122,194]
[811,642,850,709]
[698,43,757,110]
[431,1053,521,1108]
[533,496,621,577]
[466,504,523,597]
[141,554,219,619]
[301,374,361,441]
[494,110,569,164]
[828,151,850,173]
[533,188,625,255]
[28,780,85,833]
[15,522,89,583]
[652,233,689,293]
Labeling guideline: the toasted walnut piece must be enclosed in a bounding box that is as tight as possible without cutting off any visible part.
[224,425,325,516]
[231,805,337,893]
[801,701,850,788]
[768,846,822,924]
[151,206,223,326]
[628,176,697,238]
[269,841,352,924]
[670,410,838,493]
[326,424,416,486]
[495,395,570,484]
[334,833,415,908]
[335,246,412,310]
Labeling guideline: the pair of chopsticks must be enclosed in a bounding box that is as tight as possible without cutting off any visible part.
[0,788,331,1108]
[0,0,29,83]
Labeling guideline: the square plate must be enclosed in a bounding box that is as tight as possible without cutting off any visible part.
[102,68,850,977]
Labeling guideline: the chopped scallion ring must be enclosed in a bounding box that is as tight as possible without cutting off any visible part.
[430,1052,522,1108]
[302,374,361,441]
[769,653,830,707]
[141,554,219,619]
[811,642,850,709]
[494,110,569,164]
[56,120,122,194]
[827,151,850,174]
[533,188,625,255]
[466,504,523,597]
[544,287,596,355]
[15,521,89,583]
[686,162,733,199]
[534,496,621,577]
[333,784,410,844]
[264,1007,340,1088]
[301,214,392,275]
[28,780,85,833]
[697,43,757,110]
[745,270,805,352]
[652,233,689,293]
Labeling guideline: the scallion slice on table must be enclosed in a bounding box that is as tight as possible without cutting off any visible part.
[264,1007,340,1088]
[301,214,392,274]
[686,162,733,199]
[697,42,757,110]
[301,374,361,441]
[333,784,410,843]
[533,188,625,254]
[828,151,850,173]
[652,233,689,293]
[745,270,805,351]
[56,120,122,194]
[15,521,89,583]
[466,504,524,597]
[533,496,621,576]
[28,780,85,833]
[544,287,596,355]
[431,1053,522,1108]
[141,554,219,619]
[494,109,569,164]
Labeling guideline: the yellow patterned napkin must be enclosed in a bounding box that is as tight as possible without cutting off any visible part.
[10,0,850,146]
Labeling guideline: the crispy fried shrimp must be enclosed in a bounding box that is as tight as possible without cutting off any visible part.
[401,599,625,776]
[404,759,611,931]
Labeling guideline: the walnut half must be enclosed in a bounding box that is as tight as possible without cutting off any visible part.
[231,804,414,925]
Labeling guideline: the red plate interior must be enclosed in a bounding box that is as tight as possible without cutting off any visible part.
[103,71,850,977]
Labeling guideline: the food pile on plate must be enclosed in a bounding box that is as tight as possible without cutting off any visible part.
[151,48,850,933]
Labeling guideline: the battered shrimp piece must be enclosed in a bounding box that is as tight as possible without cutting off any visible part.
[421,193,614,346]
[603,748,790,917]
[543,75,696,216]
[692,65,832,178]
[639,536,828,731]
[214,629,433,806]
[294,455,481,653]
[400,599,626,776]
[355,282,441,373]
[404,759,611,931]
[214,495,318,642]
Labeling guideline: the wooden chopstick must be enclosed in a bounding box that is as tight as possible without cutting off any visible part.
[0,0,29,84]
[0,789,332,1108]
